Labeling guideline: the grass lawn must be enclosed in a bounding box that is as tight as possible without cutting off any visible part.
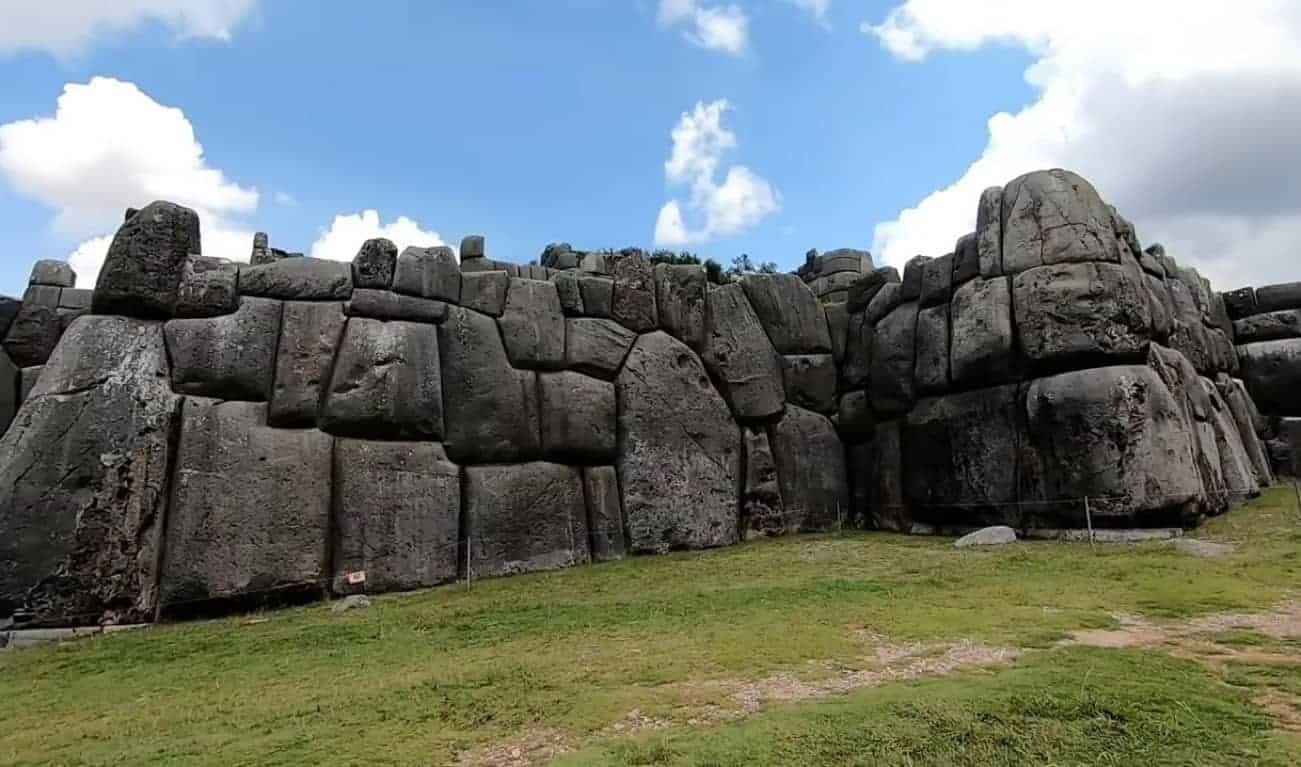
[2,487,1300,766]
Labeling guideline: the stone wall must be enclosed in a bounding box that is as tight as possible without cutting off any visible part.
[1223,281,1301,475]
[0,169,1275,630]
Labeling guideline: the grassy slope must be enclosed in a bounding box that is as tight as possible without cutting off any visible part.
[1,487,1299,766]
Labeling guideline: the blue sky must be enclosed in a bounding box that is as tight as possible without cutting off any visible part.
[1,1,1299,296]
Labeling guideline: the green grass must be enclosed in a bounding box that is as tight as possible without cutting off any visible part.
[2,486,1299,766]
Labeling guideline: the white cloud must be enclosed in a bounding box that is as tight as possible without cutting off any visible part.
[0,0,257,56]
[309,210,448,263]
[274,191,297,207]
[654,99,780,247]
[789,0,830,29]
[863,0,1301,289]
[0,76,259,287]
[657,0,748,56]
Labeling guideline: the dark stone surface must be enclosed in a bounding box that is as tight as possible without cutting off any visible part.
[577,275,614,318]
[1219,376,1273,485]
[460,271,510,316]
[616,331,740,553]
[846,267,899,313]
[539,371,617,463]
[780,353,836,414]
[552,271,585,316]
[1203,380,1259,500]
[655,263,707,352]
[976,186,1004,278]
[584,466,626,561]
[29,260,76,288]
[57,288,92,311]
[769,406,849,532]
[920,253,955,307]
[901,256,930,301]
[840,311,872,390]
[332,439,460,594]
[702,284,785,420]
[953,233,980,285]
[1001,169,1118,274]
[2,300,62,368]
[949,276,1017,388]
[0,295,21,339]
[22,284,60,308]
[741,426,784,539]
[914,304,950,395]
[868,302,919,417]
[352,238,398,289]
[160,399,331,611]
[239,258,353,300]
[1238,339,1301,416]
[18,365,40,403]
[93,201,199,318]
[393,246,460,302]
[837,389,874,439]
[564,317,636,379]
[610,254,658,332]
[269,301,346,427]
[165,296,282,401]
[320,318,444,440]
[464,462,589,579]
[460,235,485,259]
[439,306,541,463]
[739,273,832,354]
[346,288,448,324]
[1233,309,1301,343]
[1255,282,1301,314]
[1013,261,1151,370]
[868,420,910,531]
[1144,273,1174,342]
[824,302,848,364]
[0,349,15,434]
[0,317,179,626]
[499,278,565,369]
[175,256,239,318]
[864,282,903,326]
[1222,287,1257,320]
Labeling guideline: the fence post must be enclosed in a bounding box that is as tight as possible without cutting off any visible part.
[1084,496,1095,548]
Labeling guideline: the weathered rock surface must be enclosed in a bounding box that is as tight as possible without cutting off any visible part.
[351,238,398,289]
[950,277,1017,388]
[584,466,626,561]
[1237,339,1301,416]
[1001,169,1118,274]
[161,399,331,611]
[269,301,346,427]
[846,268,898,313]
[320,318,443,440]
[617,332,740,553]
[0,317,179,626]
[577,275,614,318]
[840,312,872,390]
[239,258,352,300]
[837,389,874,439]
[955,527,1017,548]
[742,426,784,538]
[29,260,76,288]
[2,301,62,368]
[175,256,240,318]
[93,201,200,317]
[464,463,589,579]
[655,263,706,351]
[0,296,21,339]
[332,440,460,594]
[166,296,282,401]
[460,235,484,259]
[1013,261,1151,370]
[1234,309,1301,343]
[0,350,15,432]
[610,254,658,332]
[702,284,785,420]
[865,282,903,326]
[780,354,836,413]
[1219,377,1273,485]
[867,421,910,531]
[499,278,565,369]
[953,233,979,285]
[552,271,584,316]
[539,371,617,462]
[914,304,950,395]
[460,271,510,316]
[976,187,1004,278]
[869,302,919,417]
[769,406,849,532]
[565,318,636,379]
[1222,287,1257,320]
[393,246,460,302]
[824,302,849,363]
[1254,282,1301,314]
[920,253,954,307]
[346,288,448,324]
[901,256,930,301]
[1203,380,1259,500]
[740,273,832,354]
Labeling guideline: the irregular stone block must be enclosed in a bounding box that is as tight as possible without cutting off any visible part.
[865,282,902,326]
[655,263,707,351]
[868,302,919,417]
[1203,380,1259,500]
[740,273,832,354]
[0,317,179,626]
[1219,377,1273,485]
[161,400,331,611]
[57,288,92,311]
[93,201,200,318]
[175,256,239,318]
[840,312,872,390]
[345,288,448,324]
[1013,261,1151,370]
[920,253,954,307]
[976,186,1003,278]
[320,318,444,440]
[868,420,910,531]
[499,278,565,369]
[953,233,979,285]
[1233,309,1301,343]
[0,296,21,339]
[23,284,60,308]
[824,302,848,363]
[584,466,626,561]
[955,527,1016,547]
[1001,169,1118,274]
[460,235,484,259]
[1144,273,1174,342]
[269,301,346,427]
[617,332,740,553]
[1222,287,1257,320]
[837,389,874,439]
[393,246,460,302]
[165,296,281,401]
[578,275,614,318]
[780,354,836,414]
[239,258,353,300]
[1255,282,1301,314]
[1238,338,1301,416]
[915,304,950,395]
[769,406,849,532]
[2,301,61,368]
[439,306,541,463]
[352,238,398,289]
[552,271,585,316]
[846,267,898,313]
[29,259,75,288]
[611,254,658,332]
[702,284,785,420]
[464,462,589,579]
[565,317,636,379]
[742,426,784,539]
[0,349,15,433]
[332,439,460,594]
[539,371,617,463]
[460,271,510,316]
[249,232,271,265]
[18,365,41,403]
[950,277,1017,388]
[901,256,930,301]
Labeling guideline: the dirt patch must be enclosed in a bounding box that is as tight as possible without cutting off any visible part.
[455,728,571,767]
[1254,691,1301,734]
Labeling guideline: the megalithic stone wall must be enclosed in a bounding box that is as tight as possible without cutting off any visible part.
[1222,281,1301,476]
[0,169,1277,630]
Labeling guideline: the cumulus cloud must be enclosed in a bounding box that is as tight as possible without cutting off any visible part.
[309,210,447,263]
[863,0,1301,288]
[0,76,259,286]
[654,99,780,247]
[658,0,749,56]
[0,0,258,56]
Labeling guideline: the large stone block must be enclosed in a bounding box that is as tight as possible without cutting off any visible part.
[610,254,658,332]
[0,317,179,626]
[1233,309,1301,343]
[920,253,954,308]
[914,304,950,395]
[165,296,282,401]
[332,439,460,594]
[868,421,910,531]
[1144,273,1175,342]
[1001,169,1118,274]
[57,288,92,311]
[741,426,784,538]
[439,306,541,463]
[0,349,15,434]
[900,256,929,301]
[565,317,636,379]
[239,258,353,300]
[29,259,76,288]
[269,301,346,427]
[0,295,21,339]
[840,311,872,390]
[1255,282,1301,314]
[464,463,589,579]
[976,186,1003,277]
[864,282,903,326]
[1238,338,1301,416]
[1219,377,1273,485]
[499,278,565,369]
[93,201,200,318]
[655,263,707,351]
[460,271,510,316]
[617,332,740,553]
[702,284,785,420]
[1222,287,1257,320]
[824,302,849,364]
[846,267,899,313]
[552,271,584,315]
[351,238,398,289]
[1,300,62,368]
[1203,380,1259,501]
[868,302,919,417]
[346,289,448,324]
[1013,261,1151,370]
[769,406,849,532]
[584,466,627,561]
[780,354,836,414]
[460,234,485,259]
[950,277,1017,388]
[393,246,460,302]
[175,256,240,318]
[578,275,614,318]
[953,232,979,285]
[837,389,874,439]
[161,400,332,611]
[739,273,832,354]
[320,318,444,440]
[539,371,617,462]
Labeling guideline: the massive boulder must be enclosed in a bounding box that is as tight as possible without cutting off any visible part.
[160,399,332,612]
[499,278,565,369]
[29,259,76,288]
[584,466,627,561]
[655,263,707,351]
[976,187,1004,277]
[914,304,950,395]
[93,201,200,317]
[565,318,636,379]
[1218,377,1273,485]
[239,258,353,300]
[1237,339,1301,416]
[768,406,849,532]
[867,420,910,531]
[1233,309,1301,343]
[539,371,617,463]
[2,298,62,368]
[393,246,460,302]
[464,462,589,579]
[0,317,179,626]
[320,318,444,440]
[610,254,658,332]
[346,289,448,324]
[460,271,510,316]
[0,349,16,433]
[332,439,460,594]
[741,426,784,538]
[269,302,346,427]
[702,284,785,420]
[739,273,832,354]
[617,332,741,552]
[780,354,836,414]
[351,238,398,289]
[175,256,240,318]
[1001,169,1118,274]
[1254,282,1301,314]
[1013,261,1151,371]
[950,276,1017,388]
[165,296,282,401]
[868,302,919,417]
[1202,380,1260,501]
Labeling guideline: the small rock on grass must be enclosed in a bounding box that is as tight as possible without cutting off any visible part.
[1168,539,1235,558]
[955,526,1017,548]
[332,594,372,614]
